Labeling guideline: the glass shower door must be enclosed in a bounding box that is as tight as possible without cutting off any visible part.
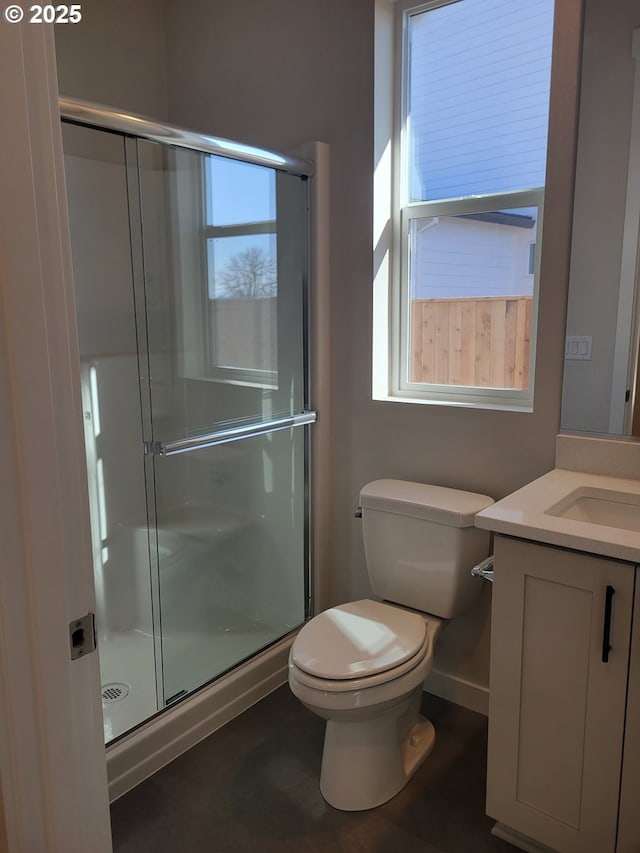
[135,139,312,704]
[62,123,161,741]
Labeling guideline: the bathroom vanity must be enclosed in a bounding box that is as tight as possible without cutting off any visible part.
[475,438,640,853]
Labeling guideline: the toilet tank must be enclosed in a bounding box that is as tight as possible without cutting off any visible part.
[360,480,494,618]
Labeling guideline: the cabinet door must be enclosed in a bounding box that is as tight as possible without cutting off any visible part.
[487,536,634,853]
[617,567,640,853]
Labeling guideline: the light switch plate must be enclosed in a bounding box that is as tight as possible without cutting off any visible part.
[565,335,592,360]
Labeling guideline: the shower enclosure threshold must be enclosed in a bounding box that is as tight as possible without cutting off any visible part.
[106,633,294,800]
[101,620,294,743]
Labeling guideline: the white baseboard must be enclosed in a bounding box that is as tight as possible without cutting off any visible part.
[106,635,293,802]
[423,668,489,716]
[492,822,558,853]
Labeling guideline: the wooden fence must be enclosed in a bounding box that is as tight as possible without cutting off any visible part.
[410,296,533,389]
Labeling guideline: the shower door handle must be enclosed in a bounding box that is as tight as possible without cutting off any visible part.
[145,411,317,457]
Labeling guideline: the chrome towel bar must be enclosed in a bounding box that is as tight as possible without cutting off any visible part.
[144,411,317,457]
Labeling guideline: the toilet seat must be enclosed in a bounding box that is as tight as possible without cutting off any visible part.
[289,609,442,714]
[290,600,433,692]
[290,634,429,693]
[292,599,427,680]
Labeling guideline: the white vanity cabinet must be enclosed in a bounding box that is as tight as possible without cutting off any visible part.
[486,534,637,853]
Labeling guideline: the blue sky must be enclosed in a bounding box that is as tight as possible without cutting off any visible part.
[205,156,275,226]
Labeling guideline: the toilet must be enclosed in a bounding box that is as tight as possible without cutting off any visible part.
[288,479,494,811]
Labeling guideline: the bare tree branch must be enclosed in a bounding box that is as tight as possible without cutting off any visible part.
[218,247,277,297]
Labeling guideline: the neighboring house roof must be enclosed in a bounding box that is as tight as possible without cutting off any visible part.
[456,211,536,229]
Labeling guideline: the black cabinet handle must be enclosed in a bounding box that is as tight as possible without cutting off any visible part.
[602,585,615,663]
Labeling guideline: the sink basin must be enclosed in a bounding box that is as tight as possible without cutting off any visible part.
[546,487,640,531]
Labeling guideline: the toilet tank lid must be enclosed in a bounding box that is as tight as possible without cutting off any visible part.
[360,480,494,528]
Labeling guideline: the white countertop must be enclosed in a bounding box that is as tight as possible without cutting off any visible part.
[475,468,640,563]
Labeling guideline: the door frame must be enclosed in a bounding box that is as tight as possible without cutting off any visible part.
[0,22,112,852]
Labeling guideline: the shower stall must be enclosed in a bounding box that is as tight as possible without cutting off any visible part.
[60,99,315,743]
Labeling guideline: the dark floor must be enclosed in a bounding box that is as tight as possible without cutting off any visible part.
[110,686,517,853]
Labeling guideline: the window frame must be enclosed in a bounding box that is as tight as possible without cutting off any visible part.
[378,0,552,411]
[167,151,280,389]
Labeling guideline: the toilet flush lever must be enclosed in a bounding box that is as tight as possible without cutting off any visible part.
[471,555,494,583]
[354,506,362,518]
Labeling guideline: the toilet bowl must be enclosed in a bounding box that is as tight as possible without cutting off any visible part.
[289,598,443,810]
[288,480,494,812]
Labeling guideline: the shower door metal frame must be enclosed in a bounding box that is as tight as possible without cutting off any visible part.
[59,96,314,177]
[60,96,317,714]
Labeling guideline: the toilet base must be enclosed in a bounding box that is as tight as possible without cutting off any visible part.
[319,690,436,811]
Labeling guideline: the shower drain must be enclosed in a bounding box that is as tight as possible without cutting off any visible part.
[101,682,131,704]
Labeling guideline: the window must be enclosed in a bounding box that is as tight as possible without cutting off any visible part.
[165,143,306,411]
[374,0,555,409]
[204,156,278,386]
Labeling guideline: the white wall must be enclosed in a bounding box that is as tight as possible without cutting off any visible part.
[562,0,640,434]
[55,0,168,118]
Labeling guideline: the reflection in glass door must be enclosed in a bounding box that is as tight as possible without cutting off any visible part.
[62,112,313,742]
[151,428,306,703]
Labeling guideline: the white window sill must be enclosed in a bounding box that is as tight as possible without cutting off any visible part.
[372,391,534,414]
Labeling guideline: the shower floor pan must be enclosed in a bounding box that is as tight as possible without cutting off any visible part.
[99,621,286,742]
